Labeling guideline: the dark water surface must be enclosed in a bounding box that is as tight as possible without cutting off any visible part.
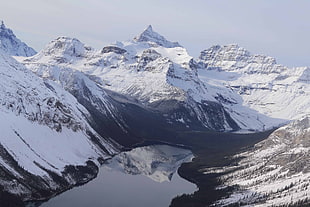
[39,145,197,207]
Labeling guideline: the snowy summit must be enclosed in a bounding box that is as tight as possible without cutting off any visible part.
[133,25,182,48]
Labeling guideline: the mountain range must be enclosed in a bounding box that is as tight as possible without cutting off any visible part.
[0,21,309,206]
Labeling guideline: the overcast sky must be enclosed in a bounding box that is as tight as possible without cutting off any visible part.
[2,0,310,67]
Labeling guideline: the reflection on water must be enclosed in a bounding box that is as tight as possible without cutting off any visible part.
[106,145,194,182]
[40,145,196,207]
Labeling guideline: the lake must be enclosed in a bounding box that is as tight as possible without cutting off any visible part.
[38,145,197,207]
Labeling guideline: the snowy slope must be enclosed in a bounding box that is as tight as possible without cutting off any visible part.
[0,21,36,57]
[2,23,310,206]
[210,116,310,206]
[198,44,310,122]
[17,27,285,132]
[0,48,118,201]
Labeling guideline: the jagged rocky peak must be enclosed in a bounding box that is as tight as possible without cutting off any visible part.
[198,44,282,73]
[200,44,276,64]
[0,21,36,57]
[42,36,92,58]
[199,44,250,62]
[133,25,182,48]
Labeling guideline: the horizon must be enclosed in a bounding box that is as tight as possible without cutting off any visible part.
[2,0,310,67]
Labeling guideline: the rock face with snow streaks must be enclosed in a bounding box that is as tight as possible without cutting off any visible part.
[211,116,310,206]
[0,21,36,57]
[197,44,310,122]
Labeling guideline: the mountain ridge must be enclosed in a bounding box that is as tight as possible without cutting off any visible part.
[197,44,310,122]
[0,24,309,206]
[0,32,119,204]
[19,27,290,132]
[0,21,36,57]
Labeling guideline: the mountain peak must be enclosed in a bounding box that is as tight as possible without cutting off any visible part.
[199,43,277,72]
[145,25,153,32]
[40,36,92,59]
[0,21,15,38]
[0,20,9,31]
[0,21,36,57]
[133,25,181,48]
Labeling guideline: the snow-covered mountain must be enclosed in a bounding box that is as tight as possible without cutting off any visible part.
[0,46,119,203]
[1,23,309,206]
[134,25,182,48]
[0,21,36,57]
[198,44,310,122]
[18,26,286,132]
[210,116,310,206]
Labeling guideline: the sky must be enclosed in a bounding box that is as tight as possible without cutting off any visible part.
[2,0,310,67]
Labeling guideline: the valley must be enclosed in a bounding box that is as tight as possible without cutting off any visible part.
[0,21,309,207]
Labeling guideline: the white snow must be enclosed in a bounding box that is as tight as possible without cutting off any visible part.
[198,44,310,124]
[133,25,181,48]
[15,27,291,132]
[0,48,117,178]
[0,21,36,57]
[0,110,101,176]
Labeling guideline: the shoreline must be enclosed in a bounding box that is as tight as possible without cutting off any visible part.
[6,130,275,207]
